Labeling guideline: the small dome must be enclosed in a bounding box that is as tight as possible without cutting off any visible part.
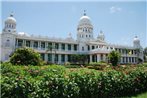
[18,32,30,36]
[5,13,16,24]
[78,10,92,26]
[79,16,91,25]
[133,36,140,42]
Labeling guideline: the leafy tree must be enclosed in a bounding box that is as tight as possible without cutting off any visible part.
[10,47,43,66]
[108,51,121,66]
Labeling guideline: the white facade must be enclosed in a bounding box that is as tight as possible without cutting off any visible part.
[0,12,144,64]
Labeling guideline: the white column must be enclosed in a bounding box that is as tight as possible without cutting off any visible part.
[124,57,126,63]
[16,39,18,48]
[58,54,61,64]
[45,42,48,50]
[103,54,106,61]
[71,44,73,51]
[23,39,26,47]
[66,44,68,51]
[52,54,55,63]
[31,41,33,48]
[128,57,129,63]
[97,54,100,62]
[121,57,123,64]
[38,41,41,50]
[65,54,68,62]
[90,55,92,62]
[45,53,48,62]
[58,43,61,51]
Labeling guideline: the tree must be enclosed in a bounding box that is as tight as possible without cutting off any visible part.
[108,51,121,66]
[10,47,43,66]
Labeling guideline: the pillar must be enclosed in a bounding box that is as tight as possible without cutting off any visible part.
[97,54,100,62]
[65,54,68,62]
[45,53,48,62]
[90,55,92,62]
[58,54,61,64]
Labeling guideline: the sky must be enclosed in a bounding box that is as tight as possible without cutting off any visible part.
[1,0,147,48]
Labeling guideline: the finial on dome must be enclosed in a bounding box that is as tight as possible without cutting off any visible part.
[83,10,86,16]
[10,11,14,17]
[100,30,103,33]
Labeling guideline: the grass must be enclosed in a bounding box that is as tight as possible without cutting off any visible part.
[131,92,147,98]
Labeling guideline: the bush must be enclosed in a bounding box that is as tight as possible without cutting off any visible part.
[1,63,147,98]
[87,62,108,70]
[108,51,121,66]
[10,47,43,66]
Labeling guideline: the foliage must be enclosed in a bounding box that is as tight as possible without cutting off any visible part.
[10,47,43,66]
[87,62,108,70]
[71,54,88,64]
[108,50,121,66]
[1,63,147,98]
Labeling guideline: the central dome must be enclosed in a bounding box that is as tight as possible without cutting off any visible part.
[78,11,92,26]
[5,13,16,24]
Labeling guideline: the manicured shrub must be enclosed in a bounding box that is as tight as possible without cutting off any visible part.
[108,50,121,66]
[10,47,43,66]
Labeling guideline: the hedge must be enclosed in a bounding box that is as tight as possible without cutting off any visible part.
[1,62,147,98]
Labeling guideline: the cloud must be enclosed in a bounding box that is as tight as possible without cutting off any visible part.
[110,6,122,13]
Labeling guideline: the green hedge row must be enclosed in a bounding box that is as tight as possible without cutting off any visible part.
[1,63,147,98]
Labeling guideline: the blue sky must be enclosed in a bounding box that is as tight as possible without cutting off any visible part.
[1,1,147,47]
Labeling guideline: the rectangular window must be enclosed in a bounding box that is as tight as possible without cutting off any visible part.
[18,39,23,47]
[68,44,71,51]
[61,54,65,62]
[48,54,52,61]
[68,55,71,62]
[55,54,58,62]
[88,45,90,51]
[34,41,38,48]
[55,43,59,50]
[61,44,65,50]
[26,40,30,47]
[41,42,45,49]
[92,46,95,49]
[74,44,77,51]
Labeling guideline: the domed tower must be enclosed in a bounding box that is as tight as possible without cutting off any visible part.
[1,12,17,61]
[77,10,93,42]
[97,30,105,41]
[3,12,17,33]
[133,36,141,48]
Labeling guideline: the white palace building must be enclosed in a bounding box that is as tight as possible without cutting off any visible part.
[0,11,144,64]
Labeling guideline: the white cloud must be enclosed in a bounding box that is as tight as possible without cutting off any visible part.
[110,6,122,13]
